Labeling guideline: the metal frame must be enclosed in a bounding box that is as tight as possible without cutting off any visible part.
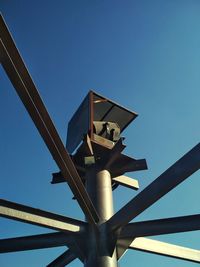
[1,14,200,267]
[66,90,138,153]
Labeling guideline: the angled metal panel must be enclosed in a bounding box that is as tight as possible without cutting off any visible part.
[0,232,70,253]
[110,156,147,177]
[0,15,99,225]
[129,237,200,263]
[66,93,90,153]
[92,91,138,132]
[112,175,139,190]
[0,199,86,233]
[47,249,77,267]
[108,143,200,231]
[117,238,133,260]
[120,214,200,238]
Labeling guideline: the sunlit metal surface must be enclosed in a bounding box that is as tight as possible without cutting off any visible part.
[112,175,139,190]
[130,237,200,263]
[0,199,86,233]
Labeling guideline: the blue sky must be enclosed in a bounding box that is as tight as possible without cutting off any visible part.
[0,1,200,266]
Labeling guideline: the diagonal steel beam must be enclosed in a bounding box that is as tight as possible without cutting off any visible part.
[46,249,77,267]
[129,237,200,263]
[0,232,71,253]
[120,214,200,238]
[0,199,86,233]
[0,14,99,226]
[108,143,200,231]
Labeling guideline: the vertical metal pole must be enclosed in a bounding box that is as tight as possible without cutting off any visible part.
[84,165,118,267]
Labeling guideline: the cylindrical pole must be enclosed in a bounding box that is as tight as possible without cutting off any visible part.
[84,165,118,267]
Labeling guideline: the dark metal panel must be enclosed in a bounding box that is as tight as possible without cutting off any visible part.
[0,199,86,233]
[108,143,200,231]
[0,15,99,225]
[66,93,90,153]
[103,105,136,133]
[0,232,70,253]
[93,94,113,121]
[89,91,94,141]
[47,249,77,267]
[129,237,200,263]
[120,214,200,238]
[92,91,138,133]
[116,238,133,260]
[109,157,147,177]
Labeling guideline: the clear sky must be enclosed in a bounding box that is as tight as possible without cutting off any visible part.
[0,1,200,266]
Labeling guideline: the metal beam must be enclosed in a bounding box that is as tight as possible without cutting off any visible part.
[120,214,200,238]
[0,232,71,253]
[0,199,86,233]
[112,175,139,190]
[46,249,77,267]
[0,14,99,226]
[129,237,200,263]
[108,143,200,231]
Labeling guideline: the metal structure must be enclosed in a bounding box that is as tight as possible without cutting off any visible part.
[1,14,200,266]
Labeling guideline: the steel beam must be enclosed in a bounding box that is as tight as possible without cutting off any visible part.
[0,14,99,226]
[108,143,200,231]
[0,232,71,253]
[120,214,200,238]
[0,199,86,233]
[47,249,77,267]
[112,175,139,190]
[129,237,200,263]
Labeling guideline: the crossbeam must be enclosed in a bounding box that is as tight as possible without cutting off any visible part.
[120,214,200,238]
[130,237,200,263]
[108,143,200,231]
[0,14,99,226]
[47,249,77,267]
[0,199,86,233]
[0,232,70,253]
